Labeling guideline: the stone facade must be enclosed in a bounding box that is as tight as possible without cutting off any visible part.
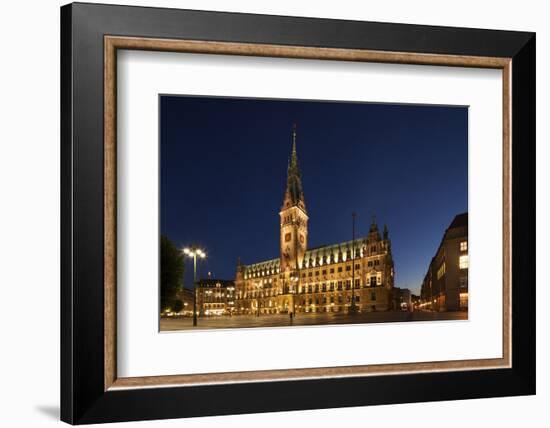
[235,127,395,315]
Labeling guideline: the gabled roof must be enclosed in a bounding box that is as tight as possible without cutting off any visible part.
[448,212,468,229]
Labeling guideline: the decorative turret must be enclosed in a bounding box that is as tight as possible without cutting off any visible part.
[235,257,245,280]
[368,216,381,241]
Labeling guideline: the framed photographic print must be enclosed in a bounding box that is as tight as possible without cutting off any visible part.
[60,2,535,424]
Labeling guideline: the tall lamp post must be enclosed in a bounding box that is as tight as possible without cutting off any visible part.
[183,246,206,327]
[350,212,358,314]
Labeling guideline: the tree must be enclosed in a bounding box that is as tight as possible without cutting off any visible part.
[160,235,184,313]
[172,299,184,314]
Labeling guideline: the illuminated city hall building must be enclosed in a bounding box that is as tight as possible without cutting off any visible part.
[235,128,395,315]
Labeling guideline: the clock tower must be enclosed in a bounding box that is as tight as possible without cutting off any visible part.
[279,125,309,281]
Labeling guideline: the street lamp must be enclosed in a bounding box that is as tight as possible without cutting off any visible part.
[350,212,358,314]
[183,246,206,327]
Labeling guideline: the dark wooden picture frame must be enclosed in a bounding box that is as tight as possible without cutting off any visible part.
[61,2,535,424]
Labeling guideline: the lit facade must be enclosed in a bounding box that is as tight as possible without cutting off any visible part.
[420,213,468,311]
[235,128,395,315]
[196,279,236,316]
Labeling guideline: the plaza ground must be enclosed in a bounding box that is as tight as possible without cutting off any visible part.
[160,310,467,331]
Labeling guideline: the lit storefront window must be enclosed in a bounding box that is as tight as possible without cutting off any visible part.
[460,292,469,309]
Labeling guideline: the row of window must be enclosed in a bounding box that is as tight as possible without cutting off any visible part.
[238,305,380,314]
[302,263,371,278]
[244,250,389,279]
[301,304,379,313]
[239,290,279,298]
[437,263,446,280]
[301,279,361,292]
[240,277,382,298]
[199,297,233,301]
[199,291,233,297]
[246,292,379,308]
[311,293,378,306]
[244,269,279,279]
[436,255,469,281]
[244,252,389,280]
[301,246,387,268]
[301,294,372,305]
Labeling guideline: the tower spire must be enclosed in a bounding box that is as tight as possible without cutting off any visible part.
[282,123,306,211]
[369,214,380,239]
[290,123,298,169]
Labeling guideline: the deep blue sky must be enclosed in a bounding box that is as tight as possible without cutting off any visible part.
[160,95,467,295]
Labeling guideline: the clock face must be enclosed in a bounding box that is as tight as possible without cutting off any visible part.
[285,233,291,242]
[299,234,305,244]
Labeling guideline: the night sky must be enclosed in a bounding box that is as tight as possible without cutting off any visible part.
[160,95,468,295]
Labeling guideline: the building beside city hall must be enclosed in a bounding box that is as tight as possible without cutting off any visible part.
[234,128,395,315]
[196,279,236,316]
[419,212,468,311]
